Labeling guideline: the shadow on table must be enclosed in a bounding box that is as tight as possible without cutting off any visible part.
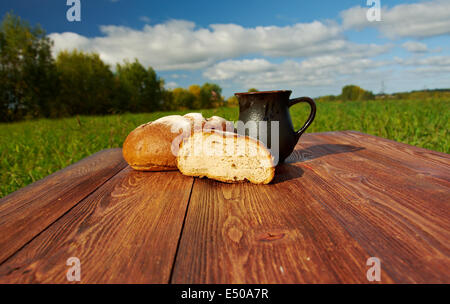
[271,144,364,184]
[272,164,304,184]
[285,144,364,164]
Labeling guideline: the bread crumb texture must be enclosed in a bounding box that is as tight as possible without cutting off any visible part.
[177,131,275,184]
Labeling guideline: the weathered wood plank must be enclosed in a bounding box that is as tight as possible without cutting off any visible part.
[285,132,450,283]
[337,131,449,184]
[0,167,194,283]
[343,131,450,168]
[172,131,449,283]
[171,156,388,283]
[0,148,127,264]
[291,131,450,169]
[1,132,448,284]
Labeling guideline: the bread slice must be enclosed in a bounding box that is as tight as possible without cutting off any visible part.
[176,130,275,184]
[122,113,233,171]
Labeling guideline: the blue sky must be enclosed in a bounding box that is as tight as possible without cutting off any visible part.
[1,0,449,98]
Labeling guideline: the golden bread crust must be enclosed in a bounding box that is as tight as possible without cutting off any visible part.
[123,115,189,170]
[122,113,233,171]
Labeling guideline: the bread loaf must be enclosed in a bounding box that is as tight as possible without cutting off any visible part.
[122,113,233,171]
[176,130,275,184]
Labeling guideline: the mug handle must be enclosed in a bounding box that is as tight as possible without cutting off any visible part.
[289,97,316,140]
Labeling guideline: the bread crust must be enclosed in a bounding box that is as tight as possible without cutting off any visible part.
[123,117,185,170]
[130,164,179,171]
[176,131,275,184]
[122,113,233,171]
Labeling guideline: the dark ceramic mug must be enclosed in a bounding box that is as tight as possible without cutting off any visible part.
[235,90,316,164]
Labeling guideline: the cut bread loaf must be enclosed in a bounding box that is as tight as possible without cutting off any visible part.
[176,130,275,184]
[122,113,233,171]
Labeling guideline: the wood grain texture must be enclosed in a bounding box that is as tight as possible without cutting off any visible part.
[171,131,449,283]
[0,167,194,283]
[0,148,127,264]
[1,132,448,284]
[286,131,450,283]
[171,167,387,283]
[338,131,449,185]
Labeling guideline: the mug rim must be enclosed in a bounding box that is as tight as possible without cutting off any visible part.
[235,90,291,96]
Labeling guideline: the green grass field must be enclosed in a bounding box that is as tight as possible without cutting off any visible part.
[1,98,449,197]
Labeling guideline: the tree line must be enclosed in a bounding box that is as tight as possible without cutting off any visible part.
[315,85,450,102]
[0,13,224,122]
[316,85,375,102]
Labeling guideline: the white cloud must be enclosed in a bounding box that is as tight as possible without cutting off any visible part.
[50,32,91,56]
[206,54,450,96]
[396,55,450,67]
[48,1,449,96]
[204,59,275,80]
[392,55,450,81]
[49,19,347,70]
[165,81,178,88]
[340,6,370,30]
[170,73,188,79]
[402,41,429,53]
[204,55,389,89]
[49,18,394,72]
[341,0,450,38]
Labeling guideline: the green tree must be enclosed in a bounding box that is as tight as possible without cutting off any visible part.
[116,59,164,113]
[197,82,223,109]
[340,85,374,101]
[316,95,337,102]
[248,88,259,92]
[161,89,174,111]
[56,50,116,115]
[226,95,239,107]
[171,88,195,110]
[188,84,201,109]
[0,12,57,121]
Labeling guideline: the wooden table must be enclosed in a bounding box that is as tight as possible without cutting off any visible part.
[0,131,448,284]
